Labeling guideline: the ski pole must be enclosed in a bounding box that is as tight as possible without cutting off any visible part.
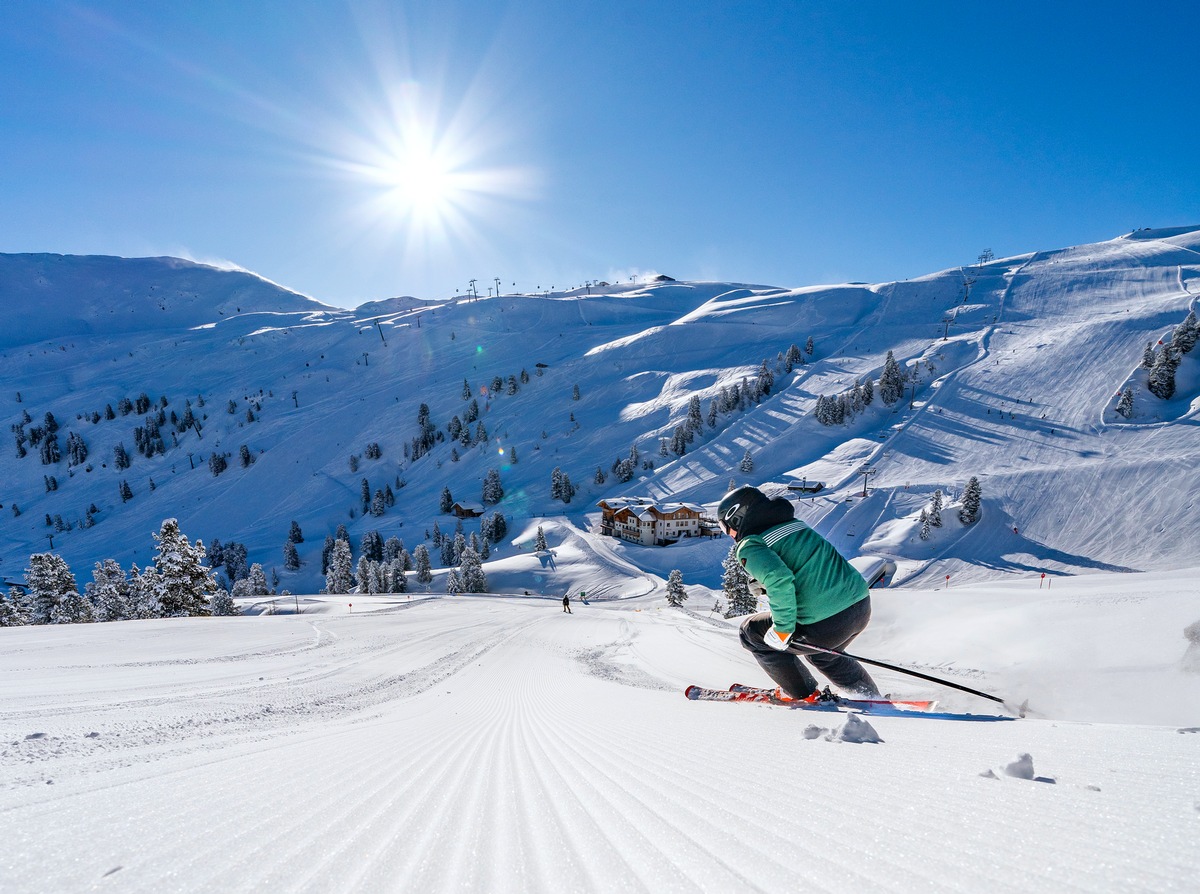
[798,640,1028,716]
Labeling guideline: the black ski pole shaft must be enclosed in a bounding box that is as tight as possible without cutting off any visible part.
[799,641,1023,713]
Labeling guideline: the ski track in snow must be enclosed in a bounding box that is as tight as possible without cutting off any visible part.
[2,598,1198,893]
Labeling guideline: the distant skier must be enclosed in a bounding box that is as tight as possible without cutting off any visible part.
[717,485,882,701]
[562,593,572,614]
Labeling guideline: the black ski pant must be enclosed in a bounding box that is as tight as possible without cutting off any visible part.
[738,597,881,700]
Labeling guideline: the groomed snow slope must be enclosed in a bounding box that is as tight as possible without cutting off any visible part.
[2,568,1197,892]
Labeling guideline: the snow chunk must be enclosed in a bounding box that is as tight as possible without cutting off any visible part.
[981,752,1056,783]
[828,714,883,744]
[1004,752,1036,780]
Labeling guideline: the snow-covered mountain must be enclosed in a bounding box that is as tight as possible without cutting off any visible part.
[2,228,1198,595]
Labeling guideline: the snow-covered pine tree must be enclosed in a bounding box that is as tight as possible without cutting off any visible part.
[361,530,383,562]
[153,519,216,616]
[756,360,774,397]
[740,449,754,472]
[387,559,408,593]
[445,568,462,595]
[1148,347,1177,399]
[247,563,270,596]
[384,536,403,563]
[128,564,163,619]
[413,545,433,587]
[458,547,487,593]
[440,487,454,513]
[52,590,95,624]
[721,545,756,617]
[929,490,944,528]
[325,540,354,594]
[958,476,982,525]
[223,542,249,583]
[1174,310,1198,354]
[288,520,304,543]
[0,589,29,626]
[686,395,703,433]
[87,559,132,622]
[483,468,504,504]
[24,553,78,624]
[488,512,507,543]
[671,425,688,456]
[1115,388,1134,419]
[440,535,458,568]
[210,588,239,616]
[919,509,931,541]
[665,569,688,607]
[1141,342,1157,370]
[284,540,300,570]
[534,526,548,552]
[879,350,905,405]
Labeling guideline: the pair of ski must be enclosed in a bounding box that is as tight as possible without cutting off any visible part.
[684,683,937,713]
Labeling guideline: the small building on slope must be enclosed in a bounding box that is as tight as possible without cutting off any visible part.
[596,498,718,546]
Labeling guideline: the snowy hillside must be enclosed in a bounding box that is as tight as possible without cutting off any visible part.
[2,228,1199,595]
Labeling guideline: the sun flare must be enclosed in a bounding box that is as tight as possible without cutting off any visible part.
[379,140,460,220]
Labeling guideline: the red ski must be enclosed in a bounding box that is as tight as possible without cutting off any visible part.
[684,683,936,712]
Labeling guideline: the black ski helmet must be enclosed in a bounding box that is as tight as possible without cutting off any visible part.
[716,486,768,536]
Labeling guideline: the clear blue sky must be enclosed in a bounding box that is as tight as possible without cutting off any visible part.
[3,1,1198,308]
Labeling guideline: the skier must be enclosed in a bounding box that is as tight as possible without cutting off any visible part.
[562,592,572,614]
[717,485,882,701]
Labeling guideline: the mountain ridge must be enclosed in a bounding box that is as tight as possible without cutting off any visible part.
[1,229,1197,595]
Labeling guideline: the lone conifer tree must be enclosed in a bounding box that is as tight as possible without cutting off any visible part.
[722,545,756,617]
[665,569,688,607]
[958,477,982,525]
[1115,388,1134,419]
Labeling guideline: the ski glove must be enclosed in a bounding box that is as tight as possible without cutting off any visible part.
[763,628,793,651]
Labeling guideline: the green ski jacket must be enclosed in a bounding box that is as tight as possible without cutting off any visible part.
[735,519,868,634]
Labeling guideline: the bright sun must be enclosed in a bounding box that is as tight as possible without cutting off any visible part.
[381,141,460,220]
[319,70,537,264]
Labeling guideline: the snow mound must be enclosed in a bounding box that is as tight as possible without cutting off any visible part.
[829,714,884,744]
[980,752,1056,784]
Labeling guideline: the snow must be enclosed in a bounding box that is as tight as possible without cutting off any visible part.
[2,568,1198,892]
[3,228,1200,890]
